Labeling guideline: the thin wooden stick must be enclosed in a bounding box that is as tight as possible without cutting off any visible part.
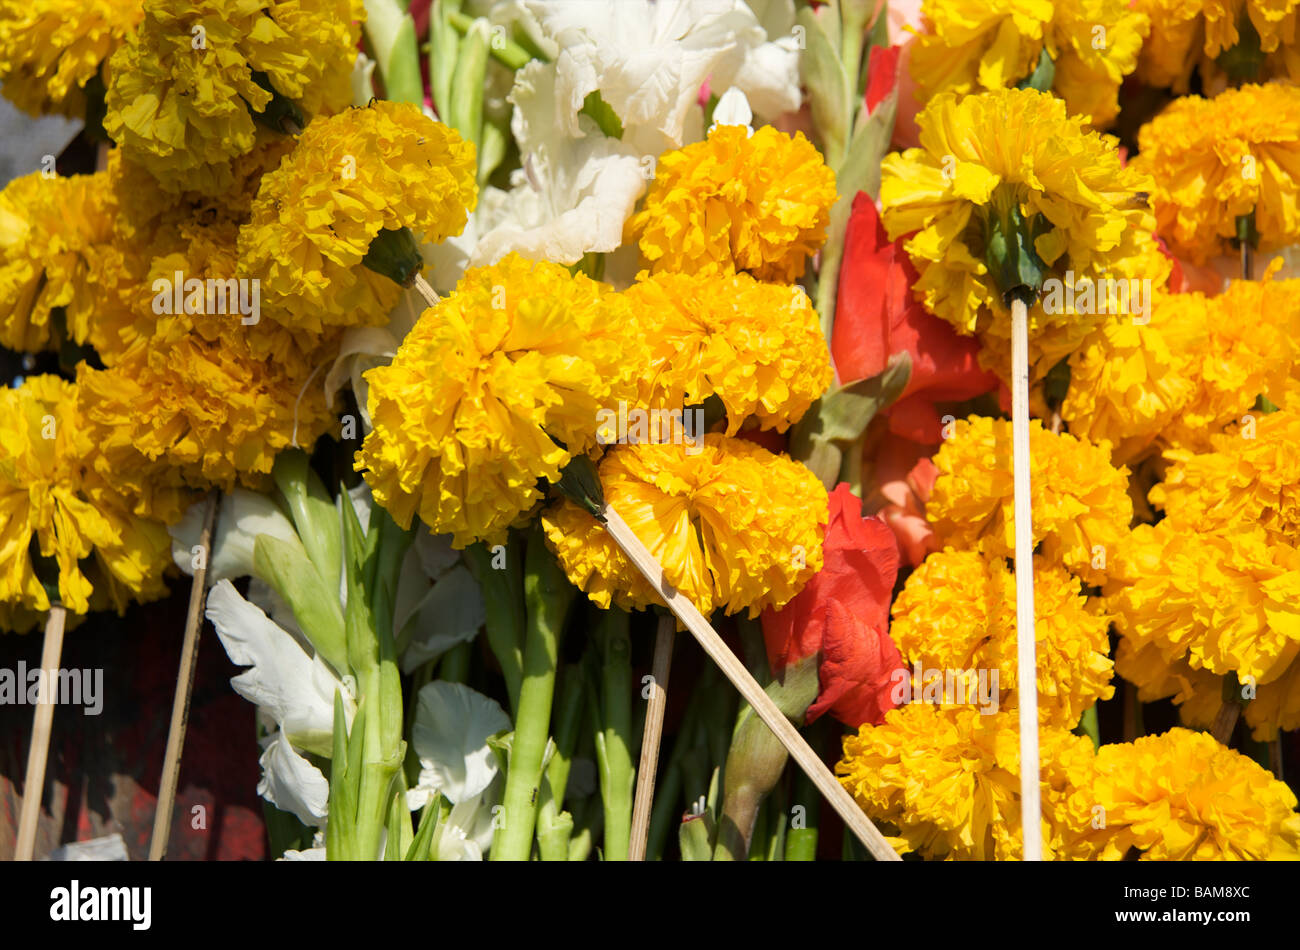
[14,605,68,861]
[598,504,901,862]
[1010,295,1042,862]
[148,492,219,861]
[629,615,674,861]
[413,273,439,308]
[1211,701,1240,745]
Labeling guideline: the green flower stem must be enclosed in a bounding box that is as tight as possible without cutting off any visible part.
[449,17,489,155]
[784,745,820,860]
[491,526,575,860]
[536,664,586,860]
[592,608,635,861]
[464,535,525,714]
[438,640,472,683]
[1077,704,1101,751]
[272,450,342,590]
[364,0,424,105]
[567,793,603,862]
[448,10,533,70]
[429,0,462,120]
[645,701,702,861]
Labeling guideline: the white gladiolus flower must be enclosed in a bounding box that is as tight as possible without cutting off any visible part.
[409,681,510,805]
[168,488,301,584]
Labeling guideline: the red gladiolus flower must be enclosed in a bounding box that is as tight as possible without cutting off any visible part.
[832,193,996,443]
[760,483,904,728]
[863,432,939,568]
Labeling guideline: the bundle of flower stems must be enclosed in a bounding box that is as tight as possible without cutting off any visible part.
[0,0,1298,862]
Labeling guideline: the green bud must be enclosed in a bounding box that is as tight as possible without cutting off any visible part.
[361,226,425,288]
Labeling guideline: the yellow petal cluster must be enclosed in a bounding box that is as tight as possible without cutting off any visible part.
[0,376,180,633]
[541,435,826,618]
[890,549,1114,725]
[836,704,1098,860]
[881,88,1160,380]
[0,171,116,353]
[1068,728,1300,860]
[1152,410,1300,544]
[1134,84,1300,264]
[1158,278,1298,451]
[628,124,836,283]
[1135,0,1300,90]
[104,0,361,194]
[239,100,478,333]
[357,254,644,548]
[927,415,1132,585]
[621,271,832,434]
[1104,521,1300,686]
[0,0,142,117]
[1062,290,1203,464]
[910,0,1149,127]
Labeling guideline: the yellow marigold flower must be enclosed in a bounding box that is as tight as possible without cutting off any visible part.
[357,254,643,548]
[1104,521,1300,686]
[1070,728,1300,860]
[1158,279,1297,450]
[0,0,141,117]
[910,0,1149,127]
[1152,409,1300,544]
[1135,84,1300,264]
[542,435,826,618]
[621,271,831,434]
[628,124,836,283]
[239,101,477,333]
[927,416,1132,585]
[104,0,361,194]
[1135,0,1300,90]
[1062,290,1201,465]
[891,549,1114,725]
[881,88,1159,381]
[0,375,178,633]
[0,171,119,353]
[75,204,340,493]
[1117,638,1300,742]
[836,704,1098,860]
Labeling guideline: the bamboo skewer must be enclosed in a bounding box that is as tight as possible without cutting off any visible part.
[14,605,68,861]
[1010,296,1043,862]
[598,504,900,861]
[148,492,219,861]
[629,614,674,861]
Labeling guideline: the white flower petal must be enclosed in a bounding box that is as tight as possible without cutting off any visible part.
[400,565,486,673]
[411,681,510,804]
[207,580,348,746]
[169,488,300,583]
[258,732,329,827]
[710,86,753,132]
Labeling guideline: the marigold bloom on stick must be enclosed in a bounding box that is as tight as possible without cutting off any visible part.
[927,416,1132,585]
[543,435,826,619]
[836,703,1098,860]
[358,254,644,548]
[239,101,478,333]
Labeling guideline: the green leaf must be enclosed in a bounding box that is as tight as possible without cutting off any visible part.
[1016,46,1055,93]
[798,6,850,169]
[430,0,462,120]
[449,17,490,150]
[326,690,359,860]
[253,534,348,675]
[405,794,442,861]
[789,353,913,489]
[580,90,624,140]
[679,812,715,861]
